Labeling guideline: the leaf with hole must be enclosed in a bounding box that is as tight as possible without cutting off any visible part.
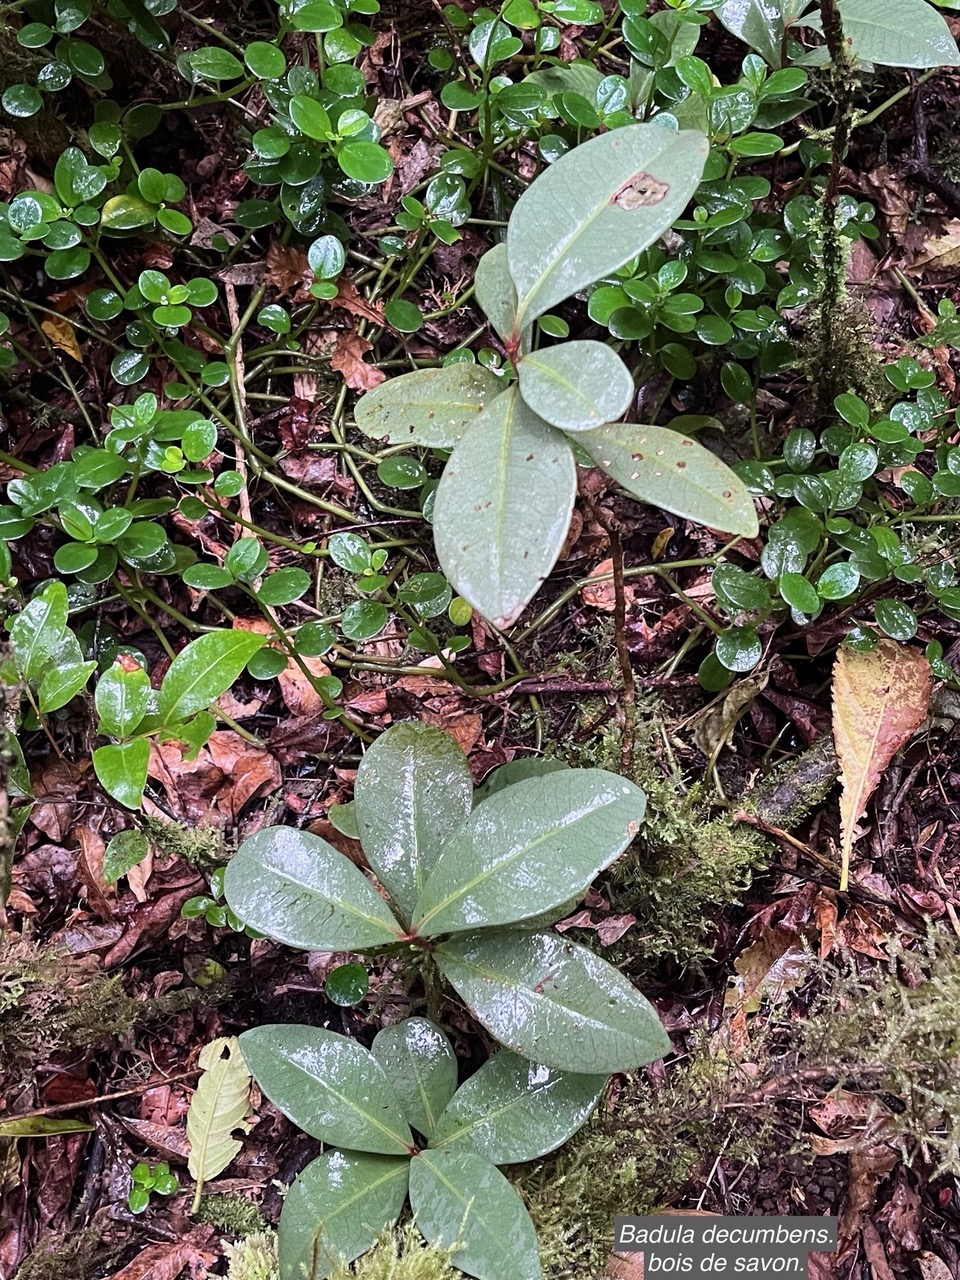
[371,1018,458,1141]
[354,364,504,449]
[354,721,473,922]
[432,1049,605,1164]
[187,1036,252,1209]
[412,768,645,938]
[433,388,576,628]
[224,826,403,951]
[435,931,670,1073]
[239,1024,413,1153]
[517,341,633,431]
[578,423,759,537]
[507,124,708,327]
[409,1149,541,1280]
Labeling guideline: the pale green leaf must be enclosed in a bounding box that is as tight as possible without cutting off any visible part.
[354,365,505,449]
[578,422,759,537]
[187,1036,252,1209]
[473,758,568,806]
[435,931,671,1073]
[432,1049,605,1164]
[837,0,959,67]
[433,388,576,628]
[103,829,149,883]
[507,124,708,327]
[516,340,633,431]
[0,1117,93,1137]
[156,631,266,726]
[239,1025,413,1154]
[223,826,404,951]
[354,721,473,922]
[9,581,68,682]
[93,738,150,809]
[409,1149,541,1280]
[412,769,646,938]
[475,243,519,342]
[371,1018,458,1141]
[38,659,95,712]
[279,1150,409,1280]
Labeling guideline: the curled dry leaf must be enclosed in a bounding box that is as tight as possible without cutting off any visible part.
[832,640,932,890]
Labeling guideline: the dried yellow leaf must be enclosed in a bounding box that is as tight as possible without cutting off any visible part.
[40,315,82,362]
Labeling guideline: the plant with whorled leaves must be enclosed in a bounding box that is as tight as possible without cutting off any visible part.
[354,123,758,629]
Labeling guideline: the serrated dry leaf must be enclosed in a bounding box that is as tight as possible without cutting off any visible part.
[186,1036,252,1212]
[832,641,931,890]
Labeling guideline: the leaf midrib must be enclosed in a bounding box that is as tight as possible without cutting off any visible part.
[414,790,621,933]
[264,864,402,939]
[288,1056,412,1152]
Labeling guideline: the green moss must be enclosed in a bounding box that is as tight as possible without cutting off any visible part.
[327,1223,458,1280]
[197,1193,266,1236]
[14,1229,103,1280]
[802,932,960,1174]
[141,816,225,866]
[223,1231,279,1280]
[0,936,206,1087]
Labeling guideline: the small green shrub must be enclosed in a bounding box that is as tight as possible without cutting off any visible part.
[241,1016,608,1279]
[225,720,667,1072]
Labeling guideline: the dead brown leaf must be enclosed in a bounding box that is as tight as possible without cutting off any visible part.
[334,277,385,326]
[330,329,385,390]
[908,219,960,273]
[832,640,932,889]
[862,1220,896,1280]
[917,1252,954,1280]
[263,241,312,300]
[725,925,810,1015]
[105,1228,215,1280]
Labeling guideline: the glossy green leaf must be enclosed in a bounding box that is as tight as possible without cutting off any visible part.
[354,721,473,922]
[257,567,311,606]
[435,931,671,1073]
[715,625,762,672]
[279,1150,408,1280]
[188,46,245,80]
[354,365,504,449]
[156,631,265,726]
[371,1018,458,1140]
[103,828,149,883]
[290,93,333,139]
[239,1024,413,1153]
[473,758,568,806]
[38,659,96,712]
[409,1149,541,1280]
[433,388,576,628]
[338,141,393,183]
[432,1050,605,1164]
[95,659,150,737]
[224,826,404,950]
[517,340,633,431]
[578,423,759,537]
[9,581,69,682]
[93,738,150,809]
[475,243,520,342]
[836,0,959,68]
[717,0,783,65]
[325,962,369,1007]
[413,769,646,937]
[507,124,708,327]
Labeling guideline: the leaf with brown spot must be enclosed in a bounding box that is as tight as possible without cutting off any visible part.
[832,641,932,890]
